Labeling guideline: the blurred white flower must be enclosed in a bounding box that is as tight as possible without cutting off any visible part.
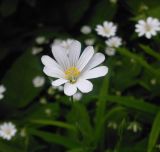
[105,36,122,48]
[0,122,17,140]
[108,121,117,129]
[39,97,47,104]
[95,21,117,38]
[41,40,108,96]
[80,25,91,34]
[110,0,117,4]
[45,108,52,116]
[20,128,26,137]
[52,39,63,46]
[32,47,43,55]
[73,92,82,101]
[135,17,160,39]
[53,85,64,92]
[0,85,6,100]
[150,78,157,85]
[105,47,116,56]
[35,36,47,44]
[127,121,142,133]
[84,38,95,46]
[32,76,45,88]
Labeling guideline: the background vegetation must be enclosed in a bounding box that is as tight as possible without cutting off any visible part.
[0,0,160,151]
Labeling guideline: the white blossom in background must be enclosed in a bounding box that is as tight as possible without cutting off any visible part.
[95,21,117,38]
[39,97,47,104]
[80,25,92,34]
[32,47,43,55]
[84,38,95,46]
[0,122,17,140]
[41,40,108,96]
[110,0,117,4]
[45,108,52,116]
[73,92,82,101]
[32,76,45,88]
[150,78,157,85]
[52,39,63,46]
[135,17,160,39]
[108,121,117,129]
[35,36,47,44]
[127,121,142,133]
[105,36,122,48]
[53,85,64,92]
[0,85,6,100]
[105,47,116,56]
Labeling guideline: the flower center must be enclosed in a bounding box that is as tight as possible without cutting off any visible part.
[145,23,152,32]
[65,67,80,83]
[104,27,110,34]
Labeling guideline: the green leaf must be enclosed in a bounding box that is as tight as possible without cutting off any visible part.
[29,129,80,149]
[147,111,160,152]
[94,76,109,143]
[2,51,43,108]
[117,48,160,77]
[140,44,160,60]
[68,102,93,144]
[30,119,76,131]
[107,95,159,115]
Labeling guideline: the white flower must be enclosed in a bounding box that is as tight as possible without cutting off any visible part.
[0,85,6,100]
[41,40,108,96]
[45,108,52,116]
[95,21,117,38]
[32,47,43,55]
[0,122,17,140]
[53,85,64,92]
[110,0,117,4]
[135,17,160,39]
[35,36,47,44]
[105,36,122,48]
[105,47,116,56]
[52,39,74,55]
[81,25,91,34]
[127,121,142,133]
[150,78,156,85]
[73,92,82,101]
[32,76,45,88]
[108,121,117,129]
[84,38,95,46]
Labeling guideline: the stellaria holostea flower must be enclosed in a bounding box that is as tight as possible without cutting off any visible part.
[105,47,116,56]
[32,47,43,55]
[35,36,47,44]
[41,40,108,96]
[32,76,45,88]
[0,85,6,100]
[105,36,122,48]
[95,21,117,38]
[0,122,17,140]
[73,92,82,101]
[135,17,160,39]
[81,25,91,34]
[84,38,95,46]
[127,121,142,133]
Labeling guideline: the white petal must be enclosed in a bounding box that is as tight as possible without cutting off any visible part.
[77,46,94,71]
[41,55,63,70]
[43,67,64,78]
[81,66,108,79]
[52,78,68,86]
[52,45,70,70]
[64,83,77,96]
[83,53,105,71]
[0,94,4,100]
[68,40,81,66]
[77,79,93,93]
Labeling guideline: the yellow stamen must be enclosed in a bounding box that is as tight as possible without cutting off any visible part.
[65,67,80,83]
